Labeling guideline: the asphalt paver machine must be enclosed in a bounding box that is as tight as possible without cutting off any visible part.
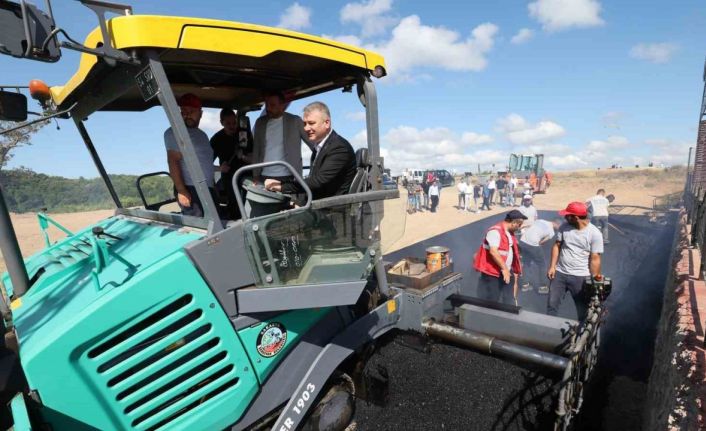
[0,2,605,430]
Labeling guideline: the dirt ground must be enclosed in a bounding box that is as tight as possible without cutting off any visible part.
[0,167,685,272]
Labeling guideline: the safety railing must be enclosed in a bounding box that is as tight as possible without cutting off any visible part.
[684,158,706,279]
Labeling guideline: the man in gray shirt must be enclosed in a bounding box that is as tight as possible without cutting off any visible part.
[252,91,313,182]
[547,201,604,320]
[164,93,217,217]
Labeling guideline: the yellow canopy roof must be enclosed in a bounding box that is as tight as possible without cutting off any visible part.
[50,15,386,112]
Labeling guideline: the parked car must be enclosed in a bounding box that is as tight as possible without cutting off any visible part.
[425,169,455,187]
[382,173,398,190]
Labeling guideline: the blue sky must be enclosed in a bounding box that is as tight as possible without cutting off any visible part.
[2,0,704,177]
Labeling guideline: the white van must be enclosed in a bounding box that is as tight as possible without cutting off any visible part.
[402,168,424,183]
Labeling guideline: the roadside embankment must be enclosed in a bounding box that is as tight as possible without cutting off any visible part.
[643,209,706,430]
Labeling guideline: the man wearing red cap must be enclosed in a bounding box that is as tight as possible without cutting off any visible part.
[547,201,604,320]
[164,93,217,217]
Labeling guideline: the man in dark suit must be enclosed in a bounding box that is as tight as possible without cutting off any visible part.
[264,101,356,200]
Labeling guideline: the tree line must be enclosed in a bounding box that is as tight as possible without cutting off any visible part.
[0,167,174,213]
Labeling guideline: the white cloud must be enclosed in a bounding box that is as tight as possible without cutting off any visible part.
[528,0,604,32]
[365,16,499,79]
[496,113,566,145]
[546,149,623,171]
[642,139,691,165]
[346,111,367,122]
[644,138,672,148]
[366,125,504,174]
[511,28,534,44]
[340,0,397,38]
[543,136,689,171]
[546,154,588,170]
[278,2,312,31]
[630,43,678,64]
[461,132,493,146]
[586,135,630,152]
[200,109,221,135]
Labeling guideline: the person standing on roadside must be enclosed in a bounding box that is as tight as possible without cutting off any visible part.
[586,188,610,244]
[473,210,527,304]
[487,175,497,206]
[422,178,430,210]
[481,180,492,211]
[457,179,467,211]
[429,180,440,213]
[464,178,474,212]
[415,181,423,212]
[406,180,417,213]
[474,182,482,213]
[496,175,507,207]
[547,202,604,321]
[510,175,518,206]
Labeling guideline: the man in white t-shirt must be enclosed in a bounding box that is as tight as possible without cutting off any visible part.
[519,219,559,294]
[510,175,519,206]
[464,178,474,212]
[547,202,604,321]
[429,181,440,212]
[457,180,467,211]
[587,188,610,243]
[518,194,538,226]
[487,176,497,207]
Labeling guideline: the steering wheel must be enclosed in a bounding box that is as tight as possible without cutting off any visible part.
[242,179,291,204]
[233,161,313,220]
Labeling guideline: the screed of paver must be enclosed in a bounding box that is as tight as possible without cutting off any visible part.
[363,210,676,430]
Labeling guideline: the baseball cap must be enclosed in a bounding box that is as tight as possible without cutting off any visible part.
[505,209,528,221]
[523,193,533,200]
[559,201,588,217]
[178,93,202,109]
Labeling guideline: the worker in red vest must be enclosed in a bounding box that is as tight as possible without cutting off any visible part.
[473,210,527,304]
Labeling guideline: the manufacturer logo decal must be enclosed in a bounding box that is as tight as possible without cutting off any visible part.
[256,322,288,357]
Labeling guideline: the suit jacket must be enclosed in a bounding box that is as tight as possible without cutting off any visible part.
[252,112,312,178]
[282,130,357,200]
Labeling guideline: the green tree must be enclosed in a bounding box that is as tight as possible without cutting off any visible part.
[0,120,47,169]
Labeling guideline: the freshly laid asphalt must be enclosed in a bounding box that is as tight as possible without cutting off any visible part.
[355,208,676,430]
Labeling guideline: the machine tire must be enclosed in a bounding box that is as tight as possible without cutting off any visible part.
[301,373,356,431]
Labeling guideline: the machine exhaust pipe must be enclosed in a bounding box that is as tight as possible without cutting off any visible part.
[422,319,569,372]
[0,185,29,299]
